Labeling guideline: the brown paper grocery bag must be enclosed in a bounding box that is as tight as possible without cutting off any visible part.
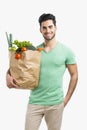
[9,50,41,89]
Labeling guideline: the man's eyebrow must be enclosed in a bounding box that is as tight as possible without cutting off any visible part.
[42,25,53,28]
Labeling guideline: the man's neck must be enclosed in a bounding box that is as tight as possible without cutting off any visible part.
[44,38,57,48]
[43,39,58,52]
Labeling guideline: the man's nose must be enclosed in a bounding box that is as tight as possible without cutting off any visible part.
[46,28,50,33]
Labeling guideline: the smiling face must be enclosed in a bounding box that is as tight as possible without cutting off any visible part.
[40,20,57,41]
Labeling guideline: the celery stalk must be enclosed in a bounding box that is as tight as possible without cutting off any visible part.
[5,32,12,47]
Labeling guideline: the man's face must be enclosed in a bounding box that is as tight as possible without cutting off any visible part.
[40,20,57,41]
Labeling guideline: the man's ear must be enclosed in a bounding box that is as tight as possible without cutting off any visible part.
[55,26,57,30]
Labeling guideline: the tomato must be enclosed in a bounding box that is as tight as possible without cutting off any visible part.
[15,53,21,59]
[21,47,27,51]
[37,47,43,52]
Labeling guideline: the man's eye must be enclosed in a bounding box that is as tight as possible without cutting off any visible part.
[49,26,53,29]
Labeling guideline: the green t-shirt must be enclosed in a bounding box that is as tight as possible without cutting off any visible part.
[29,42,76,105]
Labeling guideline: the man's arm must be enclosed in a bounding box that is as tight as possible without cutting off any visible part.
[6,69,18,88]
[64,64,78,107]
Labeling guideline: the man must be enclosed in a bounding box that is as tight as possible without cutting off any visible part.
[6,13,78,130]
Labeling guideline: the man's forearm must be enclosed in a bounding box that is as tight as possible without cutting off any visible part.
[64,73,78,106]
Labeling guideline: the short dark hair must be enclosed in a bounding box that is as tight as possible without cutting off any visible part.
[38,13,56,26]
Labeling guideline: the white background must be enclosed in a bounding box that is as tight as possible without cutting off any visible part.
[0,0,87,130]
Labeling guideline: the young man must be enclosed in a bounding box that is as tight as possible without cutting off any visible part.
[6,13,78,130]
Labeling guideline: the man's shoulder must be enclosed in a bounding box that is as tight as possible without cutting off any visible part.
[36,43,44,49]
[58,41,72,51]
[58,41,68,48]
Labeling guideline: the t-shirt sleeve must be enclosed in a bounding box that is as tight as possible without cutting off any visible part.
[65,48,76,64]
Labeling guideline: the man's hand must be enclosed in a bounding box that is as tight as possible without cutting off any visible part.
[6,73,18,88]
